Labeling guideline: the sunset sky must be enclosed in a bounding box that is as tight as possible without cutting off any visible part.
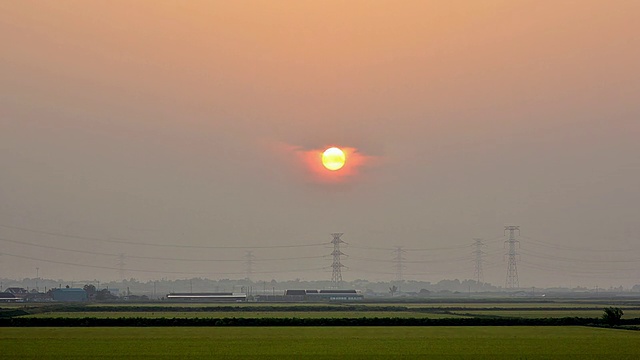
[1,1,639,287]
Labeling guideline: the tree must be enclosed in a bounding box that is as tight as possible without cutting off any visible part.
[389,285,398,296]
[96,289,117,301]
[83,284,97,300]
[602,307,624,326]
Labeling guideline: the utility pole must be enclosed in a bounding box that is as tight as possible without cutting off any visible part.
[244,251,255,280]
[36,267,39,292]
[504,226,520,289]
[330,233,346,289]
[393,246,406,282]
[117,253,126,282]
[472,239,486,285]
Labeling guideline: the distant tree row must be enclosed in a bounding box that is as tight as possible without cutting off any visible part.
[2,315,639,327]
[82,284,118,301]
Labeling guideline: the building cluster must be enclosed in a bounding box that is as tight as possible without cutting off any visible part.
[1,286,363,303]
[166,289,364,302]
[0,286,117,303]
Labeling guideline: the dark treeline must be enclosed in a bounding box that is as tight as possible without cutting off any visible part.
[3,317,640,327]
[10,305,640,314]
[10,305,409,313]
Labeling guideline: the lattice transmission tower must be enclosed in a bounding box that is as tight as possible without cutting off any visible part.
[504,226,520,288]
[330,233,346,289]
[472,238,486,284]
[244,251,255,280]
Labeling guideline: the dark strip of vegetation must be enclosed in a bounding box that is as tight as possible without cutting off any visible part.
[0,309,29,318]
[15,305,411,313]
[589,324,640,331]
[361,298,640,306]
[3,316,640,327]
[14,304,640,314]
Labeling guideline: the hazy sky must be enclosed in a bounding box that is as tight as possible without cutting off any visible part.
[1,1,639,288]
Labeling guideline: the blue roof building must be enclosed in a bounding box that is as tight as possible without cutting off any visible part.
[52,288,88,302]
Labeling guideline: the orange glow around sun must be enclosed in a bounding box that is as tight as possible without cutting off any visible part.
[283,144,371,184]
[273,141,376,185]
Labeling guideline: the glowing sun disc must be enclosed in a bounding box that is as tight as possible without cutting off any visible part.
[322,147,346,171]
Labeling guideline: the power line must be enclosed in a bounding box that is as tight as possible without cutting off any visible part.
[348,243,472,251]
[482,234,509,245]
[404,244,473,251]
[117,253,126,281]
[347,267,471,277]
[521,235,639,253]
[0,251,327,276]
[519,248,640,264]
[348,255,471,264]
[0,224,328,249]
[0,236,329,262]
[518,260,640,278]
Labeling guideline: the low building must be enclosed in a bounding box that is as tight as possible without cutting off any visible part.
[0,293,19,302]
[166,292,247,302]
[4,287,29,301]
[52,288,88,302]
[257,289,364,302]
[306,289,364,301]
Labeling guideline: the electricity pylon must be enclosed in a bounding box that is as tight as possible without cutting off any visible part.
[472,238,486,284]
[504,226,520,288]
[330,233,346,289]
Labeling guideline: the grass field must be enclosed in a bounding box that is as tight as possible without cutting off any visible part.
[9,301,640,321]
[4,301,640,358]
[10,301,640,319]
[397,302,640,309]
[454,309,640,319]
[23,311,465,319]
[30,308,640,319]
[1,326,639,359]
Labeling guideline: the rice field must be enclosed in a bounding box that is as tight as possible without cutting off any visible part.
[1,326,639,359]
[453,309,640,319]
[23,310,464,319]
[10,300,640,320]
[4,301,640,358]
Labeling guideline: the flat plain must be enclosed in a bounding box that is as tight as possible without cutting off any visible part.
[22,310,462,319]
[1,326,639,359]
[12,301,640,320]
[4,300,640,358]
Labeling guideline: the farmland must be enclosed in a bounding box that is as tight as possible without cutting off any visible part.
[3,300,640,358]
[22,310,461,319]
[6,300,640,320]
[1,326,640,359]
[452,309,640,319]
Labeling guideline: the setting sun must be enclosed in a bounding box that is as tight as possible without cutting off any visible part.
[322,147,346,171]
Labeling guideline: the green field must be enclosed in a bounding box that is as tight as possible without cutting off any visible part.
[4,301,640,358]
[455,309,640,319]
[9,301,640,321]
[396,302,640,309]
[23,311,463,319]
[1,326,639,359]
